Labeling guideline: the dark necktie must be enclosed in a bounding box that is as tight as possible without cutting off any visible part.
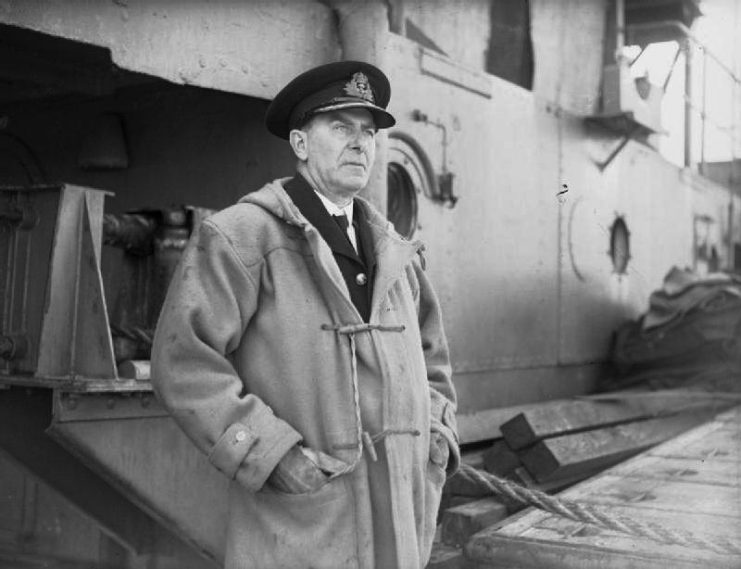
[332,213,359,255]
[332,214,349,233]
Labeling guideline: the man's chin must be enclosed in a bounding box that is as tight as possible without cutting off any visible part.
[339,177,370,194]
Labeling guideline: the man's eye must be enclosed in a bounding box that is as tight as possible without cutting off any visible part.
[334,123,349,133]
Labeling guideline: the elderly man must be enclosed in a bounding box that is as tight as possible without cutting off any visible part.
[151,61,459,569]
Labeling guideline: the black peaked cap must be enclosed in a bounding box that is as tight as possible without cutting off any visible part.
[265,60,395,140]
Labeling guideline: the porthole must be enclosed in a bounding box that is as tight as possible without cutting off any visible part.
[386,132,436,239]
[387,162,418,239]
[610,216,630,275]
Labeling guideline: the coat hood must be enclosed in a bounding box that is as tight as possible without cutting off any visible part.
[238,178,303,225]
[238,178,424,255]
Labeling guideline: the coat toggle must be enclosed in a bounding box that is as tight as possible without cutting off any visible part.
[321,321,420,469]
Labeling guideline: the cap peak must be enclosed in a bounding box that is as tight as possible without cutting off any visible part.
[265,61,395,139]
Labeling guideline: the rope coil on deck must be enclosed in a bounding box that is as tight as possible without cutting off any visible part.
[457,463,741,556]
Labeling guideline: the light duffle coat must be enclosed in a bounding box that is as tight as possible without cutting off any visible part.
[151,179,459,569]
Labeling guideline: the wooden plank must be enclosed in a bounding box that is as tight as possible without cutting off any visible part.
[441,498,508,546]
[501,400,644,450]
[426,542,467,569]
[458,390,740,446]
[471,501,741,553]
[519,412,714,481]
[457,397,644,445]
[482,441,522,477]
[513,466,604,494]
[583,390,741,404]
[609,455,741,487]
[545,418,741,516]
[532,507,741,544]
[501,391,735,450]
[458,403,543,444]
[467,521,741,569]
[468,482,741,566]
[466,407,741,569]
[565,474,741,518]
[649,427,741,461]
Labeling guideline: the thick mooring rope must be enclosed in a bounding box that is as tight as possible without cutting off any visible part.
[457,463,741,556]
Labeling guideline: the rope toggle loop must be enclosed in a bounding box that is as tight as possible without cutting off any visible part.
[321,323,406,334]
[320,321,407,476]
[361,429,421,462]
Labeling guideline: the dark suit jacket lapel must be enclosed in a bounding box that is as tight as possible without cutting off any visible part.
[354,201,376,274]
[284,174,359,262]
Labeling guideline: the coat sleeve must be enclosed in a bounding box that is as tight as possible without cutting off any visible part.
[413,261,460,476]
[151,220,302,492]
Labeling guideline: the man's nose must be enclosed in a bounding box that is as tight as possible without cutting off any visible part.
[350,130,373,152]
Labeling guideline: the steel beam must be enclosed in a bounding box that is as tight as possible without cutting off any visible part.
[48,393,228,566]
[0,387,157,554]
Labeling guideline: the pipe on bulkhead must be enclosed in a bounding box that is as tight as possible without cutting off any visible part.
[323,0,391,215]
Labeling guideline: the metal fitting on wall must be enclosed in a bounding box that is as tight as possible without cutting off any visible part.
[411,109,458,207]
[0,334,28,361]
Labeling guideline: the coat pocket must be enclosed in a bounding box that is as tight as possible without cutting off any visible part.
[226,476,359,569]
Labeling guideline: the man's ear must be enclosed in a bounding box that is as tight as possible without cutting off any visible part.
[289,129,309,161]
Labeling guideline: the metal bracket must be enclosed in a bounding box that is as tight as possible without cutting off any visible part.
[0,203,38,229]
[53,390,166,423]
[411,109,459,207]
[586,114,645,171]
[0,334,28,361]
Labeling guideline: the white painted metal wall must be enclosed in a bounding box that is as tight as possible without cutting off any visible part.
[0,0,340,100]
[1,0,737,413]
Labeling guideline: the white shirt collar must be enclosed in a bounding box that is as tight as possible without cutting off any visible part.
[313,189,354,223]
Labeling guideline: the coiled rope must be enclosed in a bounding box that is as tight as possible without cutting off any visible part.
[456,463,741,556]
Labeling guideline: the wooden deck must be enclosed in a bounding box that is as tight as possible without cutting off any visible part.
[466,406,741,569]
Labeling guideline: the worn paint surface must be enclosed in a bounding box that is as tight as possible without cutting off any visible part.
[531,0,607,116]
[1,0,736,412]
[2,2,736,411]
[385,30,740,409]
[0,0,340,99]
[50,415,229,565]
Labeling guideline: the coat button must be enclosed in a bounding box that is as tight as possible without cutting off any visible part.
[355,273,367,286]
[235,430,247,443]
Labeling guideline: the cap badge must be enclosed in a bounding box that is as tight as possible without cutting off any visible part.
[344,72,374,103]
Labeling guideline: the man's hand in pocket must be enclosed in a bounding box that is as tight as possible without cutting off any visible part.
[429,431,450,469]
[266,445,345,493]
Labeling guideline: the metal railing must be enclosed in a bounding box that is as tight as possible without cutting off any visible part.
[628,19,739,180]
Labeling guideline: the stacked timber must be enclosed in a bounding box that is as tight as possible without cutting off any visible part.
[489,390,729,487]
[427,389,738,569]
[466,405,741,569]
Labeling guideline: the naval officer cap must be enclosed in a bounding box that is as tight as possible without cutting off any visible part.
[265,60,396,140]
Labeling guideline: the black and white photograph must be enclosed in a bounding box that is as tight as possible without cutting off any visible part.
[0,1,739,568]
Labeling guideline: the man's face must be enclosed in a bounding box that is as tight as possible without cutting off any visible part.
[294,108,377,203]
